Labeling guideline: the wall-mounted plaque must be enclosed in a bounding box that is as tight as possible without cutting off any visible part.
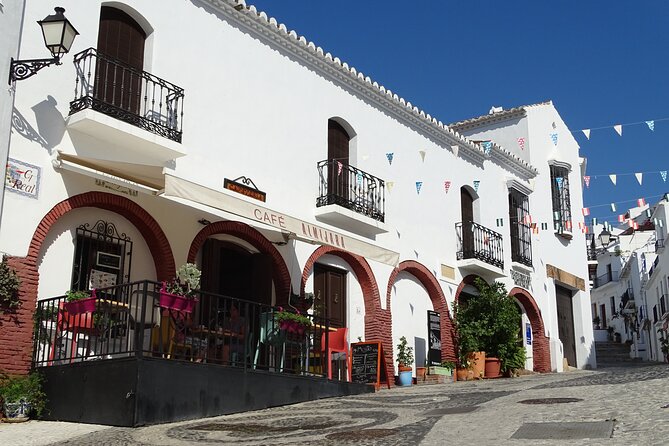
[5,158,41,199]
[96,251,121,270]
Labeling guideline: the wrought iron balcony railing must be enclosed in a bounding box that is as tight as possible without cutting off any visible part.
[456,221,504,269]
[510,223,532,267]
[69,48,184,143]
[592,270,619,288]
[586,246,598,261]
[316,160,385,222]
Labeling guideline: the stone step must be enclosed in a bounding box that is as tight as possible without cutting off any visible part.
[415,374,448,385]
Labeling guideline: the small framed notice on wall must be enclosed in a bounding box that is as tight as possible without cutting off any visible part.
[96,252,121,270]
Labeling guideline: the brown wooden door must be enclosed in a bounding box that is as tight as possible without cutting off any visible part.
[460,187,475,256]
[96,7,146,113]
[556,285,577,367]
[314,264,347,328]
[328,120,350,201]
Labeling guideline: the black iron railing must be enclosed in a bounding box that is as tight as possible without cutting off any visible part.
[510,223,532,267]
[592,270,619,288]
[316,160,385,222]
[586,246,598,261]
[69,48,184,143]
[33,281,339,379]
[456,221,504,269]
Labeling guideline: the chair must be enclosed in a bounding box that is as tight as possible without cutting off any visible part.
[321,327,350,381]
[254,311,282,370]
[166,311,193,360]
[48,302,95,364]
[126,288,162,353]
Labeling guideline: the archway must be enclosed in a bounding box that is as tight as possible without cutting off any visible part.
[386,260,456,362]
[509,287,551,373]
[1,191,175,374]
[187,221,291,304]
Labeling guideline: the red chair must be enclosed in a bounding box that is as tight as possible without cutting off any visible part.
[321,327,349,381]
[48,301,95,364]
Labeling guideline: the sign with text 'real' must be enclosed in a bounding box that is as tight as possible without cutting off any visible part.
[5,158,40,199]
[427,310,441,366]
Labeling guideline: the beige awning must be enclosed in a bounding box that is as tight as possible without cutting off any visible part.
[162,174,399,266]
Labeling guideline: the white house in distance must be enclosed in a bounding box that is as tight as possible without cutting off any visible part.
[0,0,594,421]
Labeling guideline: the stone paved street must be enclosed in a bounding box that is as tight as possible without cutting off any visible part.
[2,362,669,445]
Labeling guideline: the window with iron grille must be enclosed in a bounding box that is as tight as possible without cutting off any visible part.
[661,295,667,316]
[508,188,532,266]
[550,165,572,233]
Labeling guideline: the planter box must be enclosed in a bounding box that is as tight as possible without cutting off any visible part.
[64,297,97,315]
[159,291,197,313]
[428,366,453,376]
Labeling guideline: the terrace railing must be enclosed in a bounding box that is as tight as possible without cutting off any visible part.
[33,281,336,378]
[456,221,504,269]
[69,48,184,143]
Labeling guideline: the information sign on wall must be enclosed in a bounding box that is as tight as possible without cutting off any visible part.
[526,322,532,345]
[5,158,40,199]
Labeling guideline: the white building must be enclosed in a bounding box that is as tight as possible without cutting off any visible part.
[0,0,594,422]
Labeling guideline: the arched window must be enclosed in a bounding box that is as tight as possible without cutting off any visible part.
[327,120,351,199]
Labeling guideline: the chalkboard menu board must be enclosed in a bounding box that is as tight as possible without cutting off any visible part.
[350,341,391,389]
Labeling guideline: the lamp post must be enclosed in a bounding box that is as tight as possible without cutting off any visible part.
[598,229,612,248]
[8,7,79,84]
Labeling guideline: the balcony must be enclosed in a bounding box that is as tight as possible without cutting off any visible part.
[65,48,186,180]
[315,160,387,235]
[592,270,619,288]
[456,221,504,275]
[510,224,532,268]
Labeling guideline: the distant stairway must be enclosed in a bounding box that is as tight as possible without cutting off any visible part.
[595,341,642,367]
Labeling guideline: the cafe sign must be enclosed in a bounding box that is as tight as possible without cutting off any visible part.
[5,158,40,199]
[224,177,266,202]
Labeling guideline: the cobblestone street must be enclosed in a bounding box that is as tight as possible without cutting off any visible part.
[2,361,668,445]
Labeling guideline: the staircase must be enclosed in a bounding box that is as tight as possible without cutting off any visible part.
[595,341,641,367]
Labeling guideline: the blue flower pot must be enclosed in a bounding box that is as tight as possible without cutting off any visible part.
[398,370,413,386]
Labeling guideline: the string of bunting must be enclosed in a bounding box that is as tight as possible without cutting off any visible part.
[583,169,668,188]
[572,116,669,140]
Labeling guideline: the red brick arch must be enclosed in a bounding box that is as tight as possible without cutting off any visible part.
[509,287,551,373]
[386,260,456,362]
[187,221,291,303]
[301,246,394,379]
[1,191,175,375]
[453,274,485,302]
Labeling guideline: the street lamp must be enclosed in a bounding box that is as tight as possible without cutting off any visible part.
[8,7,79,84]
[598,228,612,247]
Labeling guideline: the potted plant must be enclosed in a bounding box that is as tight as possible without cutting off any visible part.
[64,289,97,315]
[274,307,312,336]
[428,360,456,377]
[396,336,414,386]
[0,256,21,311]
[0,371,47,422]
[159,263,201,313]
[592,316,601,329]
[453,300,480,380]
[504,344,527,377]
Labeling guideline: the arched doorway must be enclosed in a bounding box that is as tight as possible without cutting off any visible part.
[509,287,551,372]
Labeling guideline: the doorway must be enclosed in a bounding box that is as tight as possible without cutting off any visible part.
[460,187,475,257]
[313,264,347,328]
[555,285,577,367]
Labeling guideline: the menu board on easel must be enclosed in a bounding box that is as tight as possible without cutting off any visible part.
[350,341,391,389]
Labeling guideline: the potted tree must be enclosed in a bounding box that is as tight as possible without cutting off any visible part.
[159,263,201,313]
[0,371,47,422]
[396,336,414,386]
[452,306,479,381]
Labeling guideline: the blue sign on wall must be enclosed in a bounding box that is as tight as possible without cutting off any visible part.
[525,323,532,345]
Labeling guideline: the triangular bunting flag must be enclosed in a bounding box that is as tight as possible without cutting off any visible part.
[618,214,625,223]
[661,171,667,182]
[550,133,558,146]
[451,145,459,158]
[337,161,343,176]
[386,153,394,165]
[582,208,590,216]
[583,176,590,188]
[611,203,616,212]
[660,220,664,228]
[541,223,548,230]
[582,129,591,140]
[555,177,564,189]
[517,137,525,150]
[646,209,652,218]
[415,181,423,195]
[386,181,394,191]
[482,141,492,155]
[473,180,480,192]
[444,180,451,194]
[592,217,598,226]
[356,173,363,185]
[638,198,646,207]
[419,150,426,162]
[646,120,655,131]
[614,124,622,136]
[634,222,639,230]
[496,218,504,227]
[523,215,533,225]
[609,174,617,185]
[635,173,643,185]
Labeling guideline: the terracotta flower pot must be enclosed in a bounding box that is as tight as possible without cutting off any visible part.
[484,357,502,378]
[456,368,473,381]
[416,367,427,381]
[468,351,486,379]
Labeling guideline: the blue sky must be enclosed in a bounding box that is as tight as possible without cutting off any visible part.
[249,1,669,228]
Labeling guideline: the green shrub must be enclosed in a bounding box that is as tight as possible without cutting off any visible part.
[0,371,47,417]
[0,256,21,310]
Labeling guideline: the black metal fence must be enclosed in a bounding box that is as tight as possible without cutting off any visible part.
[33,281,341,379]
[316,160,385,222]
[69,48,184,143]
[456,221,504,269]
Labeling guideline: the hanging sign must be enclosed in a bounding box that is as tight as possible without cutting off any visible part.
[224,177,266,202]
[427,310,441,366]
